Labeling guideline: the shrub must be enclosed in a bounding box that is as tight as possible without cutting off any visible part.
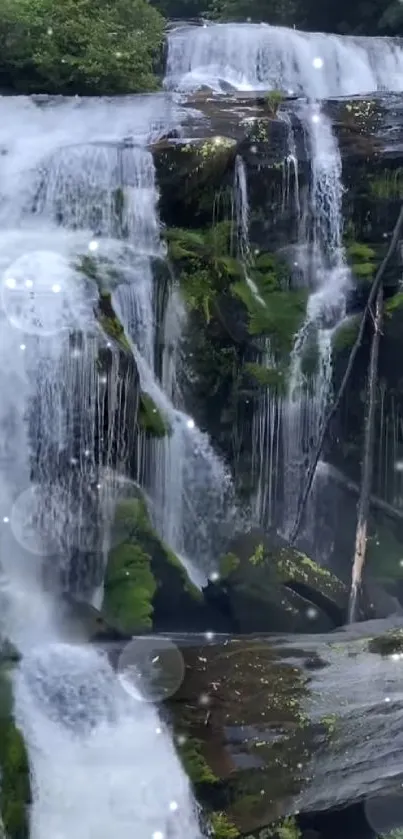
[0,0,165,94]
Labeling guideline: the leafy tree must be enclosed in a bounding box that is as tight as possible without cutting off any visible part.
[0,0,165,94]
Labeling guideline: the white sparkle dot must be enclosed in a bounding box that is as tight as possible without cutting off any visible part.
[19,344,26,351]
[307,607,318,620]
[153,832,164,839]
[250,144,257,154]
[395,460,403,472]
[390,653,402,661]
[3,517,9,523]
[176,734,187,745]
[5,277,16,289]
[287,88,294,95]
[155,727,162,734]
[89,240,99,252]
[96,483,102,490]
[205,631,215,641]
[51,283,61,293]
[84,449,90,457]
[312,114,320,124]
[98,374,107,384]
[186,418,195,429]
[399,559,403,567]
[106,342,111,348]
[312,56,324,69]
[169,801,178,812]
[385,696,391,703]
[115,51,122,57]
[210,571,220,582]
[25,279,33,288]
[199,693,210,706]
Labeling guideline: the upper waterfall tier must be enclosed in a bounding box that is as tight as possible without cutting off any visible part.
[164,22,403,96]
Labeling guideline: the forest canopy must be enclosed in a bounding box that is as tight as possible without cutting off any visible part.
[0,0,165,95]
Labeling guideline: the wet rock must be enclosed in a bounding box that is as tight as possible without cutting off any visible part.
[206,528,348,633]
[166,621,403,837]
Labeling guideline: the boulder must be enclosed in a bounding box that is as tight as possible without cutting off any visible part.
[205,528,348,634]
[166,619,403,839]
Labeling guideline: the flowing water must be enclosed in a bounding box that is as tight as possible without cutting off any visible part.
[165,22,403,95]
[0,94,202,839]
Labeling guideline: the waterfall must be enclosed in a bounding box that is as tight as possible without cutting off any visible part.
[165,22,403,95]
[0,95,201,838]
[113,173,236,587]
[282,103,351,539]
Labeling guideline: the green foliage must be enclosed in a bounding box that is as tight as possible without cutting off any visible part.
[0,0,164,94]
[277,817,301,839]
[210,812,240,839]
[0,670,30,839]
[232,280,308,358]
[244,362,286,391]
[219,552,240,578]
[264,90,283,117]
[138,392,170,438]
[176,737,219,785]
[346,241,377,282]
[385,292,403,315]
[332,315,360,352]
[208,0,298,24]
[368,168,403,199]
[166,223,241,321]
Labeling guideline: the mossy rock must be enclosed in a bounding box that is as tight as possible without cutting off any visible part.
[215,528,348,632]
[103,491,210,634]
[0,668,30,839]
[368,628,403,656]
[138,392,170,438]
[167,637,312,835]
[96,292,131,353]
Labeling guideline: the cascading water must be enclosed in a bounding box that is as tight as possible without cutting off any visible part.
[282,103,352,539]
[113,193,236,586]
[165,22,403,95]
[0,95,202,839]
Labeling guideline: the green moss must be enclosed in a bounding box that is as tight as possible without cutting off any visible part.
[219,552,240,578]
[0,669,30,839]
[176,737,219,785]
[277,817,301,839]
[103,491,203,633]
[97,292,131,352]
[368,628,403,656]
[138,392,170,438]
[210,811,240,839]
[320,714,337,736]
[250,543,265,566]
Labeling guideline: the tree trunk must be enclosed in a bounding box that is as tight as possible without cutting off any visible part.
[348,284,383,622]
[289,205,403,547]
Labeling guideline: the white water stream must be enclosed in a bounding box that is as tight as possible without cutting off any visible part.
[0,94,202,839]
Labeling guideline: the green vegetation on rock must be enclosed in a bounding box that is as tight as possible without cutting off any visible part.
[264,90,283,117]
[103,492,202,633]
[0,0,164,94]
[0,667,30,839]
[97,292,131,353]
[368,168,403,200]
[138,392,170,438]
[232,279,308,358]
[176,736,219,785]
[210,811,240,839]
[332,315,360,352]
[346,241,377,282]
[219,553,240,578]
